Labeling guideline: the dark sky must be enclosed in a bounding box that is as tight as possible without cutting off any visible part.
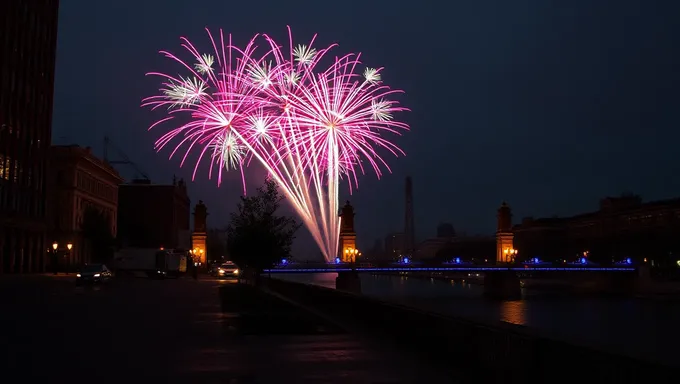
[52,0,680,255]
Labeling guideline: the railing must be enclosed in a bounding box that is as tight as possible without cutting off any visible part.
[265,278,677,383]
[263,265,637,273]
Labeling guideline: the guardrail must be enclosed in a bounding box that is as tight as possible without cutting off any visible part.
[265,277,677,384]
[263,266,637,273]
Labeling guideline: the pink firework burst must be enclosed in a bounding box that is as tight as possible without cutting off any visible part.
[142,27,409,262]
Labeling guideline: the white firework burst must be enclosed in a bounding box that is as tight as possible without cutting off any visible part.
[194,53,215,74]
[163,76,207,108]
[371,99,392,121]
[284,70,300,86]
[247,61,273,88]
[363,68,381,84]
[211,131,245,171]
[247,112,276,144]
[293,44,317,66]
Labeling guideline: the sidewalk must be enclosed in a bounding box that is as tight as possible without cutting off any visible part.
[173,281,455,383]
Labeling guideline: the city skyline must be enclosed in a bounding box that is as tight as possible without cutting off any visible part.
[50,0,680,252]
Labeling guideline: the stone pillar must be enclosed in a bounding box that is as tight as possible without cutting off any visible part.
[192,200,209,265]
[339,201,358,262]
[495,202,516,264]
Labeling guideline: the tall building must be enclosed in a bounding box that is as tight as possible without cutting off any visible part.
[404,176,415,256]
[47,145,123,266]
[0,0,60,273]
[117,178,190,249]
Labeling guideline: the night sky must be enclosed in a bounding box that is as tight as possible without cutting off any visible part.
[52,0,680,256]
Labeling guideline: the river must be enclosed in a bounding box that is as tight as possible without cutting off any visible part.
[277,272,680,367]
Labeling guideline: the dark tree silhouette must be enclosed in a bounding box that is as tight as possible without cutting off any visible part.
[81,206,115,263]
[226,179,301,275]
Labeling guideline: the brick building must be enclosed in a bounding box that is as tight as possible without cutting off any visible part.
[513,195,680,264]
[0,0,60,273]
[117,178,190,249]
[47,145,123,266]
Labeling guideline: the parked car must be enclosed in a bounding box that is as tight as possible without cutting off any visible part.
[76,264,113,285]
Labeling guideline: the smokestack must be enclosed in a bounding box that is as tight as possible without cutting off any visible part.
[404,176,415,256]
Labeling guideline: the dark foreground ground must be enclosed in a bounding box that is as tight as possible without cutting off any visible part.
[0,274,452,383]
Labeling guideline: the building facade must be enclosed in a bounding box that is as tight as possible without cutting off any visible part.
[117,178,190,250]
[47,145,123,266]
[0,0,60,273]
[514,195,680,264]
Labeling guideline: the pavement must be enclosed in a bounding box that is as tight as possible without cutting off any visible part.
[0,274,453,383]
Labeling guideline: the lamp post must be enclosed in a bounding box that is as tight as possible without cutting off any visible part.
[504,248,518,263]
[344,247,359,265]
[67,243,73,274]
[52,242,58,274]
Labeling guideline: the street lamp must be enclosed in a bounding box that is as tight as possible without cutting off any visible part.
[52,242,58,275]
[504,248,518,263]
[66,243,73,274]
[344,247,359,263]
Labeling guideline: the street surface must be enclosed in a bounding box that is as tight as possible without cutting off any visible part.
[0,274,452,383]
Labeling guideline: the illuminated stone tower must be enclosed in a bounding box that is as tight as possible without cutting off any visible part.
[404,176,415,257]
[339,201,357,262]
[496,202,516,263]
[191,200,208,265]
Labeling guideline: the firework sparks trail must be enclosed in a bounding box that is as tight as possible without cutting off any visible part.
[142,27,409,262]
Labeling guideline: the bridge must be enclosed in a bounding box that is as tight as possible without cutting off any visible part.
[263,262,645,299]
[263,265,636,273]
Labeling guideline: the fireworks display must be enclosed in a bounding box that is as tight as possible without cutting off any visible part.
[142,27,409,262]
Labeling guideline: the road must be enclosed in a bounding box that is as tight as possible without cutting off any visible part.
[0,274,452,383]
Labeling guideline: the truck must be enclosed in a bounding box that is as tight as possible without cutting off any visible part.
[113,248,188,278]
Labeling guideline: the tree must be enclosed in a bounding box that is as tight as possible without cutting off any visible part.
[81,206,115,264]
[226,178,301,274]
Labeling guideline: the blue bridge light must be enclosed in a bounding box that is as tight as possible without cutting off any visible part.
[281,259,288,265]
[403,257,410,264]
[335,257,341,264]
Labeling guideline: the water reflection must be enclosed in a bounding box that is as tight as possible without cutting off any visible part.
[499,300,526,325]
[277,272,680,367]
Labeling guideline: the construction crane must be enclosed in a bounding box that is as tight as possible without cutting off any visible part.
[103,136,150,181]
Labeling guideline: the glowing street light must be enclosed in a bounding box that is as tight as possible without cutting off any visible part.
[504,248,518,262]
[67,243,73,251]
[52,242,58,251]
